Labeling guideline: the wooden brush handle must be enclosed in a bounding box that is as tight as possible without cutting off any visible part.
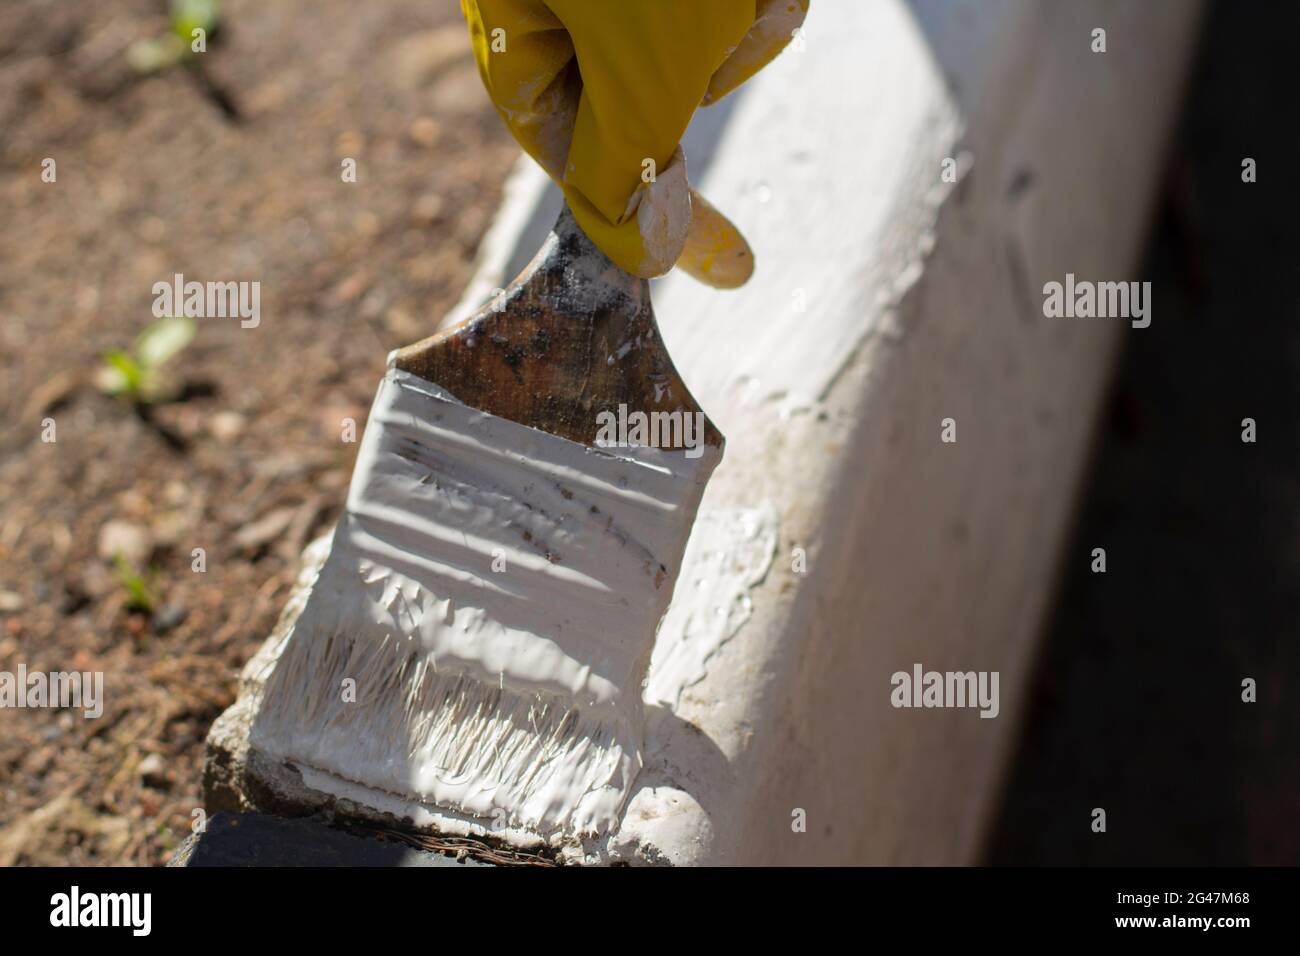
[394,205,722,451]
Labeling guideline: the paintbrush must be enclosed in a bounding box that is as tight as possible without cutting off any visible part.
[251,205,723,840]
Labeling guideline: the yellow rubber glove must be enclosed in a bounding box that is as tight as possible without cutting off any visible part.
[461,0,810,288]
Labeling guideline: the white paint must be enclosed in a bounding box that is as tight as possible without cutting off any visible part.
[228,0,1205,864]
[629,145,691,277]
[658,4,965,412]
[646,502,778,709]
[604,0,1202,863]
[253,367,719,837]
[616,0,1203,864]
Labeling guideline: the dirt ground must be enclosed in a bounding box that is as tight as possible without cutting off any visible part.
[0,0,517,865]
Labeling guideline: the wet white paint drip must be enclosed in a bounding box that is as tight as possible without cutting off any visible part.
[647,502,779,709]
[253,368,720,836]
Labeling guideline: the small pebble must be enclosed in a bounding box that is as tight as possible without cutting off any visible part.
[209,411,246,443]
[97,520,151,567]
[153,603,187,633]
[408,116,441,147]
[138,753,169,789]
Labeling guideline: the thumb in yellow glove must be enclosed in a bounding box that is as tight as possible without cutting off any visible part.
[461,0,810,288]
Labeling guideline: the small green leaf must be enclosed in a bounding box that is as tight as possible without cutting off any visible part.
[171,0,220,41]
[113,554,158,614]
[136,316,196,369]
[99,349,144,396]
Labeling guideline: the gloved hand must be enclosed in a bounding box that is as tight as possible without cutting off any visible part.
[461,0,810,288]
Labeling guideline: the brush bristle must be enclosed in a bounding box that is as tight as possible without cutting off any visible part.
[255,603,637,834]
[249,369,719,837]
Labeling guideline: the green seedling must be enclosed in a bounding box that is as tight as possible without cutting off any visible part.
[97,315,196,404]
[128,0,221,75]
[113,554,159,615]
